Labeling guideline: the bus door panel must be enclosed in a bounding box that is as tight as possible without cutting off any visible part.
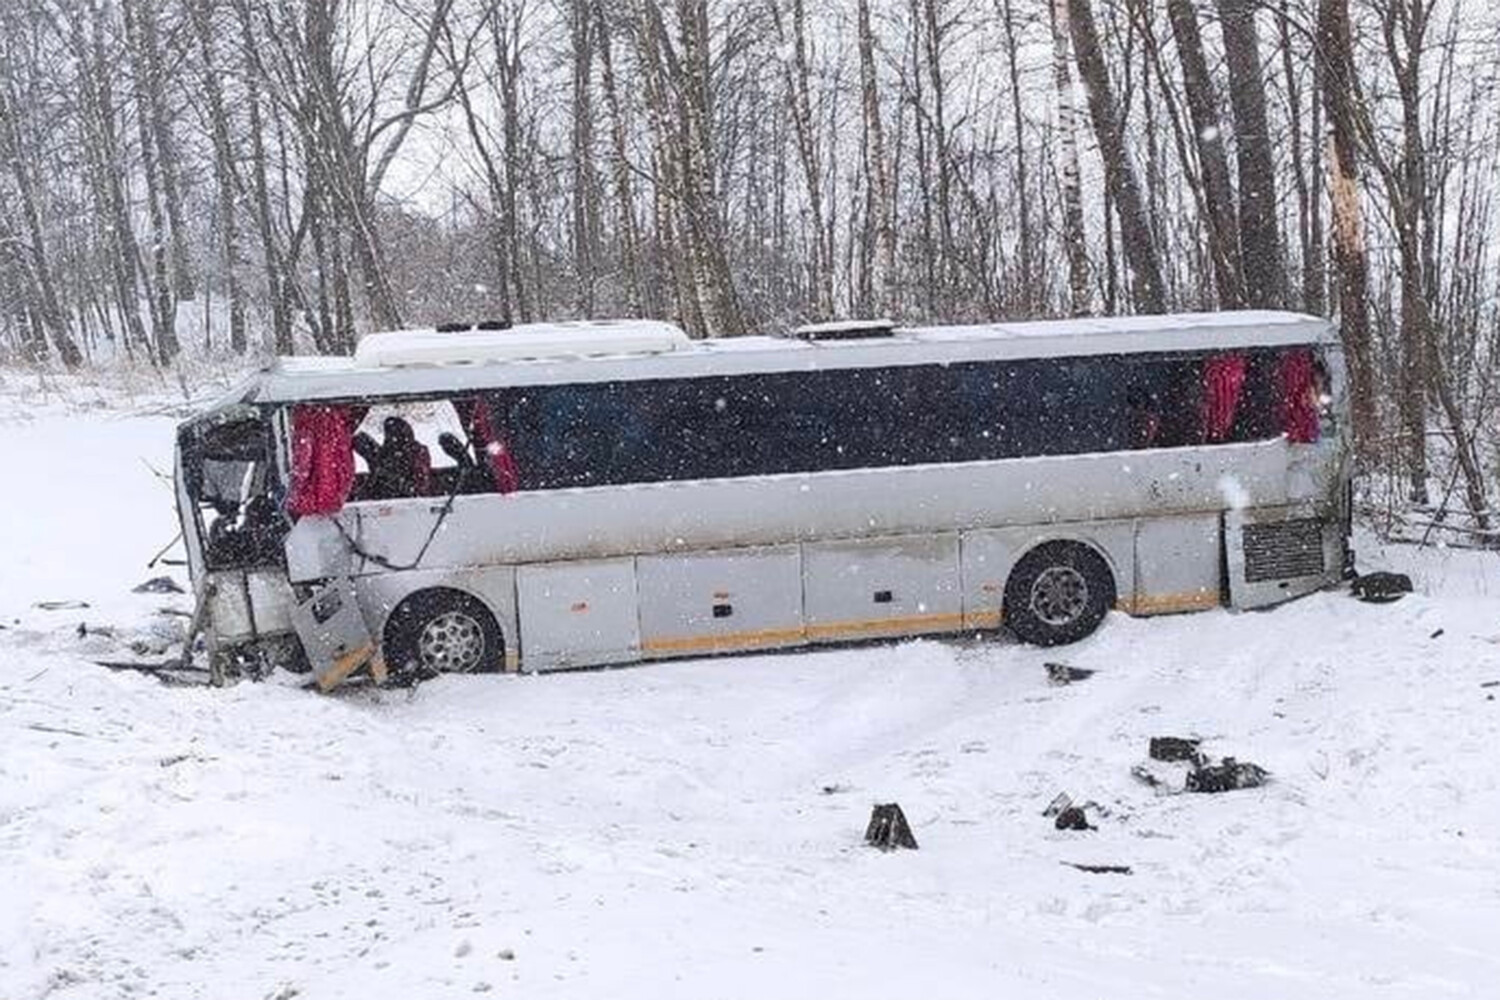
[1225,505,1340,609]
[516,558,640,670]
[1132,515,1222,615]
[803,534,961,642]
[637,546,804,658]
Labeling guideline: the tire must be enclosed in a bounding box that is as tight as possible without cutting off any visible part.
[383,589,505,680]
[1003,541,1116,646]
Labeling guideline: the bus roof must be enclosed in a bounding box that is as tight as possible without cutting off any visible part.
[234,310,1336,405]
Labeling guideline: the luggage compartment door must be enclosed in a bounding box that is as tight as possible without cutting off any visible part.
[1226,506,1341,609]
[637,545,804,659]
[803,534,962,643]
[517,558,639,670]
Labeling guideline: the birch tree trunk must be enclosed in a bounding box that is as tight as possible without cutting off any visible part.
[1049,0,1090,316]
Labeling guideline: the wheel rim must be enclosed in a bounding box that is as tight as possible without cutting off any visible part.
[1029,566,1090,626]
[416,611,486,673]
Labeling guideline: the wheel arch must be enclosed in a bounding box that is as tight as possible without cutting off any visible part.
[352,568,517,670]
[1003,535,1121,611]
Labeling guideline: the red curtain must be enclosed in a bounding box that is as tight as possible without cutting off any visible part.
[1276,349,1320,444]
[286,405,355,516]
[472,400,520,494]
[1201,354,1248,443]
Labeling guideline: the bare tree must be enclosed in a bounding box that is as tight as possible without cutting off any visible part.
[1067,0,1167,314]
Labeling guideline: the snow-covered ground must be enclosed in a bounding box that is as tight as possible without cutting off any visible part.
[2,382,1499,1000]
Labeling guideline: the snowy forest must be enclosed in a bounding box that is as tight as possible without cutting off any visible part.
[1,0,1497,526]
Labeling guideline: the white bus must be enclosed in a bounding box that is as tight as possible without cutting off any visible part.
[173,311,1351,689]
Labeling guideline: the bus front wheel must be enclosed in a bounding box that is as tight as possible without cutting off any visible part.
[1004,542,1115,647]
[384,589,505,680]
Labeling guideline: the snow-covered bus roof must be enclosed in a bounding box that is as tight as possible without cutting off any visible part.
[228,311,1337,406]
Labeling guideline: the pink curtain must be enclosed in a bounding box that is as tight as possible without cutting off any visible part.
[1201,354,1248,443]
[1276,349,1320,444]
[286,405,355,516]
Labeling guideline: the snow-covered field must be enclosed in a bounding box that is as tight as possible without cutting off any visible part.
[2,380,1499,999]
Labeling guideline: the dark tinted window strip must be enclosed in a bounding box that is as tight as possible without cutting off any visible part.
[470,348,1304,491]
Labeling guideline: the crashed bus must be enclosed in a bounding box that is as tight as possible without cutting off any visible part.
[173,311,1352,690]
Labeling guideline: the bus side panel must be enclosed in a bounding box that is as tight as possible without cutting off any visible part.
[803,534,962,642]
[1131,514,1222,615]
[961,522,1135,628]
[516,559,640,671]
[323,441,1292,573]
[637,545,804,658]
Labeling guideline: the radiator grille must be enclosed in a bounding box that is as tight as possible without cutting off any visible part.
[1243,518,1325,583]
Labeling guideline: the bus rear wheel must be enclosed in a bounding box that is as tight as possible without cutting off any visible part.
[384,589,505,680]
[1004,542,1115,646]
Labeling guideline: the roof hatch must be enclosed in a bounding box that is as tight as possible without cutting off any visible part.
[791,319,897,341]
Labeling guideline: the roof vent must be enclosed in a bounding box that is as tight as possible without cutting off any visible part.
[791,319,897,341]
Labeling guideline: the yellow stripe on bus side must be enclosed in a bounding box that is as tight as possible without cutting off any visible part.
[640,611,969,656]
[641,626,808,654]
[806,611,966,639]
[529,597,1223,668]
[1121,590,1221,615]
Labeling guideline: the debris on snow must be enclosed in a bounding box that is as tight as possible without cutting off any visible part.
[132,575,184,594]
[1055,806,1094,831]
[1063,862,1132,876]
[1351,571,1413,603]
[865,802,919,851]
[1042,792,1073,818]
[1045,662,1095,685]
[1186,758,1270,793]
[1044,792,1101,830]
[35,599,89,611]
[1136,739,1267,794]
[1148,736,1204,763]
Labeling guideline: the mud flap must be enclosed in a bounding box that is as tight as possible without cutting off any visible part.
[289,576,378,692]
[1224,505,1343,609]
